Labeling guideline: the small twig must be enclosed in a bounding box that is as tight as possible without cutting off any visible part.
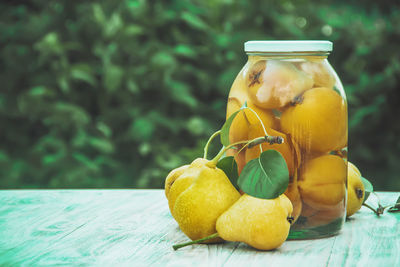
[362,203,384,216]
[173,233,219,251]
[247,136,284,149]
[203,130,221,159]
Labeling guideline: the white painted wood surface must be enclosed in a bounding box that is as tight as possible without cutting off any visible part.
[0,190,399,266]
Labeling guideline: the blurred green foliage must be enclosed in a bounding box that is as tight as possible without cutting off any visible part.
[1,0,399,190]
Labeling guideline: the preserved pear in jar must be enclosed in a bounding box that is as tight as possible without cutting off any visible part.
[226,41,348,239]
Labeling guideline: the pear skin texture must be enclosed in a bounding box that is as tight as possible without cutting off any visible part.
[216,194,293,251]
[280,87,348,153]
[165,165,189,198]
[298,155,346,210]
[167,159,208,217]
[167,174,194,218]
[346,162,365,217]
[172,159,241,243]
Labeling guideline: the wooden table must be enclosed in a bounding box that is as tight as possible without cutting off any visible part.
[1,190,399,266]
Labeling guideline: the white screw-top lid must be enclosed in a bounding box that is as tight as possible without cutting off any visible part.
[244,40,333,52]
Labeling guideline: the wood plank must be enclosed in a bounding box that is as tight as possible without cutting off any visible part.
[0,190,160,265]
[327,192,400,266]
[0,190,399,266]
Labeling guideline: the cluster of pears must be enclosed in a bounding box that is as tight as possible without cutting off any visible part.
[227,57,364,228]
[165,155,294,251]
[164,57,368,251]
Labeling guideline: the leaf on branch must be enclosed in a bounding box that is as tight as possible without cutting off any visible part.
[220,103,247,147]
[361,177,373,204]
[388,196,400,213]
[237,150,289,199]
[217,156,239,191]
[220,109,240,147]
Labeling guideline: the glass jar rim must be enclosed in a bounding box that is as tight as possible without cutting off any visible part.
[244,40,333,53]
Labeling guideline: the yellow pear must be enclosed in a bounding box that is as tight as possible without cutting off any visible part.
[165,164,189,198]
[216,194,293,250]
[169,158,241,243]
[228,62,250,103]
[298,154,346,210]
[280,87,347,153]
[346,162,365,217]
[247,60,313,109]
[298,61,336,89]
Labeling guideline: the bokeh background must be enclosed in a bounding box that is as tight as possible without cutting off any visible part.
[1,0,399,190]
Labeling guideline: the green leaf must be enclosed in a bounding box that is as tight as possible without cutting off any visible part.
[152,51,176,68]
[34,32,62,54]
[92,4,106,24]
[104,13,123,37]
[361,177,373,203]
[186,117,207,136]
[96,122,112,137]
[29,86,55,97]
[42,153,63,165]
[124,25,143,36]
[73,153,99,171]
[127,79,139,94]
[238,150,289,199]
[174,44,197,58]
[388,196,400,213]
[217,156,239,191]
[104,64,124,92]
[88,137,114,154]
[70,64,97,86]
[220,109,241,147]
[220,103,247,146]
[168,81,197,108]
[181,12,207,30]
[130,118,155,141]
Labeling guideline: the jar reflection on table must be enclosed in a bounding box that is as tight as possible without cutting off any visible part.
[226,41,348,239]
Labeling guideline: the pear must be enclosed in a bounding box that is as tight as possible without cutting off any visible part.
[247,60,313,109]
[298,154,347,210]
[165,164,189,198]
[280,87,347,153]
[346,162,365,217]
[166,159,207,217]
[170,158,241,242]
[298,61,336,89]
[216,194,293,250]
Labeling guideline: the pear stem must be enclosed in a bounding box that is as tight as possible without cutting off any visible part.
[207,105,282,166]
[246,106,270,137]
[209,140,249,166]
[362,203,384,216]
[203,130,221,159]
[209,136,284,166]
[172,233,219,251]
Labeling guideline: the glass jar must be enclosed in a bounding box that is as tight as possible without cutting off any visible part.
[226,41,348,239]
